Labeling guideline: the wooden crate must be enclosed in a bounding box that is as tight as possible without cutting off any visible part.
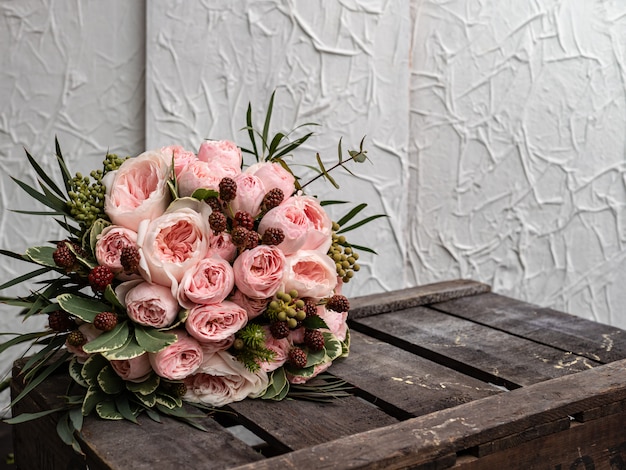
[11,280,626,469]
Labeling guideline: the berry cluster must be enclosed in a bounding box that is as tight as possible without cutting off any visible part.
[328,222,360,283]
[266,290,307,329]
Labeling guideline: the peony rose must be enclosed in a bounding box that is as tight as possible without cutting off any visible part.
[110,353,153,382]
[257,195,332,255]
[229,289,269,320]
[245,161,295,200]
[177,160,225,198]
[185,301,248,343]
[178,257,235,308]
[233,245,286,299]
[258,326,290,372]
[282,250,338,299]
[230,173,266,217]
[197,140,242,175]
[317,305,349,342]
[123,281,180,328]
[137,204,210,289]
[199,335,235,356]
[65,324,102,362]
[207,231,237,263]
[103,150,171,232]
[149,330,203,380]
[161,145,197,179]
[95,225,138,274]
[183,350,268,407]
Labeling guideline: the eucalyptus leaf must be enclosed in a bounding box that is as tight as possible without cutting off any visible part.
[57,294,110,323]
[336,203,367,228]
[56,412,76,446]
[144,407,162,423]
[82,321,130,354]
[68,406,84,432]
[3,407,65,424]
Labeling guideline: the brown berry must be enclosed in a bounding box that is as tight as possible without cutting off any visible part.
[326,294,350,313]
[88,265,115,293]
[67,329,87,347]
[48,310,75,332]
[52,242,76,270]
[120,245,140,273]
[234,211,255,231]
[262,227,285,246]
[261,188,285,212]
[209,211,228,233]
[93,312,118,332]
[270,321,290,339]
[304,329,325,351]
[219,177,237,202]
[288,348,308,369]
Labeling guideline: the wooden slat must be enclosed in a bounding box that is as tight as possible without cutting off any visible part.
[228,394,398,451]
[328,330,502,417]
[352,306,599,387]
[229,358,626,470]
[348,280,491,319]
[432,292,626,363]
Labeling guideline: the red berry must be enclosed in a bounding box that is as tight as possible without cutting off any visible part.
[304,329,325,351]
[88,265,114,293]
[93,312,118,332]
[288,348,308,369]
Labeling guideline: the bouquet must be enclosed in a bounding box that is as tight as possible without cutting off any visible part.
[0,93,382,451]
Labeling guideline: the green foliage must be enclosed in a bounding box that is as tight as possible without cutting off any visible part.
[232,324,275,372]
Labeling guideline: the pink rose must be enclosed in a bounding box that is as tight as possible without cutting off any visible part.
[283,250,338,299]
[110,353,153,382]
[161,145,197,179]
[197,140,242,175]
[123,281,180,328]
[149,330,203,380]
[258,326,290,372]
[137,205,210,289]
[207,231,237,263]
[103,150,171,232]
[245,162,295,200]
[95,225,138,274]
[178,257,235,308]
[183,351,268,407]
[317,305,349,342]
[233,245,286,299]
[185,301,248,343]
[229,289,269,320]
[230,173,266,217]
[65,324,102,362]
[199,335,235,355]
[177,160,225,198]
[257,195,332,255]
[287,361,332,385]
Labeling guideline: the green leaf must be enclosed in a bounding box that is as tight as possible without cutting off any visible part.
[69,357,88,388]
[24,148,66,198]
[245,105,260,162]
[261,367,289,400]
[338,214,388,234]
[82,321,131,354]
[267,132,285,159]
[82,385,108,416]
[55,137,73,195]
[134,391,157,408]
[134,325,177,353]
[273,132,316,160]
[0,331,51,355]
[315,154,339,189]
[336,203,367,228]
[24,246,58,268]
[104,285,125,311]
[302,315,329,330]
[348,243,377,254]
[11,177,64,213]
[319,200,348,207]
[56,412,76,446]
[21,334,67,373]
[10,351,71,407]
[96,400,124,420]
[126,373,160,396]
[0,267,54,291]
[323,332,343,362]
[68,406,84,433]
[97,365,125,395]
[191,188,219,201]
[115,395,139,423]
[261,90,276,158]
[12,209,68,216]
[87,218,110,255]
[80,354,109,387]
[40,183,70,213]
[155,393,182,410]
[160,309,189,331]
[144,407,162,423]
[102,333,146,361]
[305,348,327,368]
[57,293,110,323]
[3,407,65,424]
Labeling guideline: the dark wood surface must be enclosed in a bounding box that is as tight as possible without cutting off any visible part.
[11,279,626,469]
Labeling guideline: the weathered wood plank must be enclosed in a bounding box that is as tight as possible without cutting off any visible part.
[229,358,626,470]
[453,412,626,470]
[229,394,398,451]
[348,280,491,320]
[352,306,599,387]
[432,292,626,363]
[328,330,502,417]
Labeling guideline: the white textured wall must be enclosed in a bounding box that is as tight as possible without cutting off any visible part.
[1,0,626,413]
[409,0,626,328]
